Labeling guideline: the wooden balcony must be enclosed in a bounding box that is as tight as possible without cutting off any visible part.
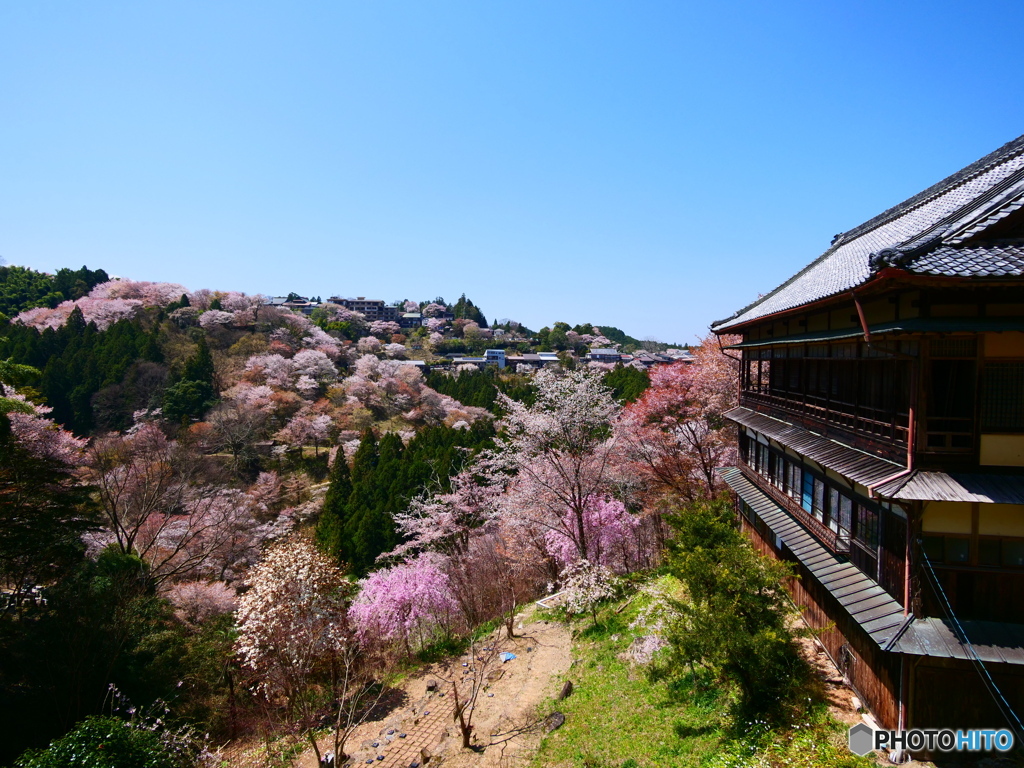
[739,463,851,556]
[739,390,909,463]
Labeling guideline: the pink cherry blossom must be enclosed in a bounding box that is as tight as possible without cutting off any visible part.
[544,496,639,574]
[348,553,458,651]
[198,309,235,328]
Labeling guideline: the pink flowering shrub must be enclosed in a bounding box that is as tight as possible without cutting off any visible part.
[348,554,458,652]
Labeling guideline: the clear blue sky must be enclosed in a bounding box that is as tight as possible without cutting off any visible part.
[2,1,1023,342]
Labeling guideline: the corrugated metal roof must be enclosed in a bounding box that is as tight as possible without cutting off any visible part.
[720,466,906,648]
[712,134,1024,331]
[891,618,1024,665]
[725,407,904,487]
[726,318,1024,349]
[873,470,1024,504]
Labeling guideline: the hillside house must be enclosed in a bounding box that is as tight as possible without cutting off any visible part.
[586,348,622,363]
[327,296,399,322]
[712,134,1024,736]
[400,312,425,329]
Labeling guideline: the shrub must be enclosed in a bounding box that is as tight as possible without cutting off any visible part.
[14,716,193,768]
[658,497,805,720]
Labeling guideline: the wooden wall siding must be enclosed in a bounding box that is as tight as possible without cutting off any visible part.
[879,509,908,605]
[924,568,1024,623]
[740,517,902,729]
[910,657,1024,730]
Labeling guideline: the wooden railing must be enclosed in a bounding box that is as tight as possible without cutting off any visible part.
[740,390,909,450]
[739,464,851,555]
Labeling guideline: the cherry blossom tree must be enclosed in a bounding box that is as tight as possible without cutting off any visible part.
[369,320,401,338]
[544,496,640,574]
[403,300,420,313]
[0,388,94,599]
[89,279,190,305]
[291,348,338,384]
[348,553,458,654]
[384,342,407,359]
[485,368,621,564]
[206,402,271,473]
[198,309,235,328]
[390,469,501,559]
[614,332,739,501]
[422,302,447,318]
[83,425,267,584]
[356,335,382,354]
[235,537,356,763]
[560,559,616,626]
[15,297,143,331]
[275,412,333,456]
[1,387,88,464]
[244,353,294,388]
[166,580,237,627]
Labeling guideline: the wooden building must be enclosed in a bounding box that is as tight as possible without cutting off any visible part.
[711,134,1024,734]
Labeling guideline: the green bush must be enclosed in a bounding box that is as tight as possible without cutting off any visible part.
[14,716,190,768]
[658,496,805,721]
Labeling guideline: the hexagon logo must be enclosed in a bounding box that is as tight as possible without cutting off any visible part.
[848,723,874,756]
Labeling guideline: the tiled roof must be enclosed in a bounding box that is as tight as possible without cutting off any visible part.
[713,134,1024,330]
[911,242,1024,277]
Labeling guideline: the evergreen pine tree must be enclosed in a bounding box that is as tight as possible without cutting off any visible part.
[315,450,353,562]
[182,337,215,387]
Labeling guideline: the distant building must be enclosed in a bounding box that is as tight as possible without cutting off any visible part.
[505,352,560,369]
[327,296,399,322]
[264,296,320,315]
[630,352,675,368]
[399,312,426,329]
[665,348,695,361]
[451,356,487,369]
[585,348,622,363]
[484,349,506,369]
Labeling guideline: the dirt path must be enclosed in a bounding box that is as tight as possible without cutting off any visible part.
[296,611,571,768]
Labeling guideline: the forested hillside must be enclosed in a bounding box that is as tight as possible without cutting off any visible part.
[2,265,836,768]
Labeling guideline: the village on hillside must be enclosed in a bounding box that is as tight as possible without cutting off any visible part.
[4,0,1024,759]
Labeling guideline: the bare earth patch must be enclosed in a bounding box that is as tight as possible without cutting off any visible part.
[293,611,571,768]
